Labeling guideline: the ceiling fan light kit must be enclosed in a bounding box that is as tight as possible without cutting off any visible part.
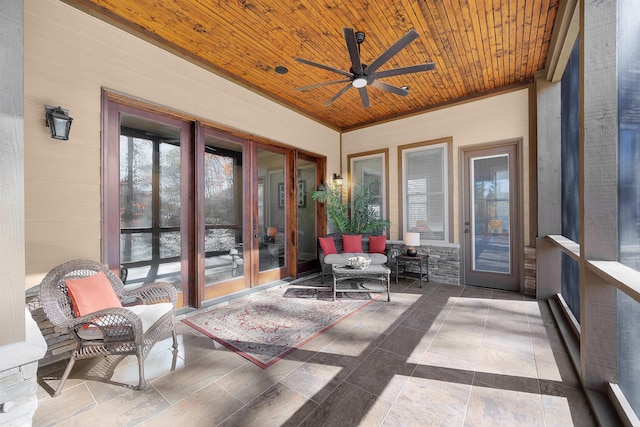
[295,27,436,108]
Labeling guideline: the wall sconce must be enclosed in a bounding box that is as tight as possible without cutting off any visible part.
[45,105,73,140]
[332,173,343,187]
[404,232,421,257]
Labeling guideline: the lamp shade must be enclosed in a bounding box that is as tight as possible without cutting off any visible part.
[404,232,421,247]
[267,227,278,237]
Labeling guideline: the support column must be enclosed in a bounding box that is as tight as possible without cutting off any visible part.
[580,0,619,390]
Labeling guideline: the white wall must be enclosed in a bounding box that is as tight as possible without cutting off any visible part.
[23,0,339,288]
[343,89,530,243]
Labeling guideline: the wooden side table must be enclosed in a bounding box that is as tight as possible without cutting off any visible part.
[395,254,429,288]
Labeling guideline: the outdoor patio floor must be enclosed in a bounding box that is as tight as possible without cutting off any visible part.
[33,277,596,426]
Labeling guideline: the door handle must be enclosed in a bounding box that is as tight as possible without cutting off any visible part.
[464,229,470,233]
[253,234,259,238]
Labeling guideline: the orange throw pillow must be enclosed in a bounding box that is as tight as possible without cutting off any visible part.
[319,236,338,255]
[66,271,122,317]
[368,235,387,254]
[342,234,363,253]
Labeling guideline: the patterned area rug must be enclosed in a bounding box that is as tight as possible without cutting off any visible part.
[182,278,374,368]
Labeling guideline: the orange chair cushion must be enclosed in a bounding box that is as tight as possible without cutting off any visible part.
[319,236,338,255]
[368,235,387,254]
[342,234,363,253]
[66,271,122,317]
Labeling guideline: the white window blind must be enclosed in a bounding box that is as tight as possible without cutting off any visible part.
[404,145,446,241]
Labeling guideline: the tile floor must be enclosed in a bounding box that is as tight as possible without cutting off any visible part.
[33,277,596,426]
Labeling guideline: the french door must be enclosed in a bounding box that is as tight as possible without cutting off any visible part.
[104,95,319,308]
[461,142,522,291]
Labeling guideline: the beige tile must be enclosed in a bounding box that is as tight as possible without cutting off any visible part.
[399,304,448,332]
[475,345,538,379]
[215,357,302,404]
[33,383,96,426]
[57,385,170,426]
[151,348,245,404]
[378,325,432,358]
[298,381,392,427]
[384,375,470,427]
[177,332,234,364]
[319,324,385,358]
[280,351,360,403]
[110,348,185,390]
[33,284,597,427]
[219,383,317,427]
[464,385,545,427]
[539,380,597,427]
[345,348,415,403]
[139,382,244,427]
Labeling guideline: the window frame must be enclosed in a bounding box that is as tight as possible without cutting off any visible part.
[398,138,454,243]
[347,149,389,236]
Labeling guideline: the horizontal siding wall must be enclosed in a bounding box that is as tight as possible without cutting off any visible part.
[23,0,339,288]
[342,90,530,244]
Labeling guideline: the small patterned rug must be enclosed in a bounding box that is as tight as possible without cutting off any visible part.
[182,277,374,368]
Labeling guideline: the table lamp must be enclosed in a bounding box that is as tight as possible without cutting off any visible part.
[404,232,421,257]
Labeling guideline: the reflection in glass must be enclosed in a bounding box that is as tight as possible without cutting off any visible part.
[297,159,317,268]
[203,138,244,284]
[119,116,182,288]
[258,149,286,272]
[471,154,510,273]
[352,156,384,222]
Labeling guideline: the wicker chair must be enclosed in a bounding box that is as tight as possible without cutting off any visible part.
[39,259,178,396]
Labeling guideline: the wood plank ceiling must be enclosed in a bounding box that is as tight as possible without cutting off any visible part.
[65,0,559,131]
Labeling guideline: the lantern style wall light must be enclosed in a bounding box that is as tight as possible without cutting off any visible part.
[332,173,343,187]
[45,105,73,140]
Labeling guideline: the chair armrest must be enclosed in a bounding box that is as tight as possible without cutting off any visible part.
[123,281,178,306]
[65,307,144,342]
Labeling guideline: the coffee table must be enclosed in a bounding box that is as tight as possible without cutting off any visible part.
[332,264,391,302]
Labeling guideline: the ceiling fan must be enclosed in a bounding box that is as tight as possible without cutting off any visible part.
[294,28,436,108]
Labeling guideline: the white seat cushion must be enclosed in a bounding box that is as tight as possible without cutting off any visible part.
[77,302,174,340]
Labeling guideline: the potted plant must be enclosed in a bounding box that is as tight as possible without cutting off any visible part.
[312,179,390,234]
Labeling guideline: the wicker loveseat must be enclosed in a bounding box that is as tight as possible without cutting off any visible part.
[318,234,388,283]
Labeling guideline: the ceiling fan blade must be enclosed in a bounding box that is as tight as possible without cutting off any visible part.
[343,28,364,75]
[370,80,409,96]
[295,57,353,78]
[372,63,436,79]
[366,29,420,74]
[294,79,352,91]
[358,87,371,108]
[325,83,352,106]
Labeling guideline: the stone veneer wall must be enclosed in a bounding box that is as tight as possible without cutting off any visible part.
[524,246,537,297]
[385,240,461,285]
[0,309,47,426]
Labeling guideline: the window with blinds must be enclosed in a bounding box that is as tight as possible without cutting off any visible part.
[403,143,447,241]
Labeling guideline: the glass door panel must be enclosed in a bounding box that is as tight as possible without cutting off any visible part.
[202,135,245,298]
[119,114,183,292]
[297,157,318,273]
[257,148,286,273]
[471,154,511,273]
